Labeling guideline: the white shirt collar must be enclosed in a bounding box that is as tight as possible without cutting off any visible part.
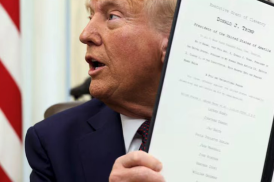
[120,114,146,152]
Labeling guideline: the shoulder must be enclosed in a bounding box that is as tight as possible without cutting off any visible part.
[29,99,111,142]
[25,99,119,181]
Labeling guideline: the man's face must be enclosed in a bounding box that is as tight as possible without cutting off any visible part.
[80,0,165,105]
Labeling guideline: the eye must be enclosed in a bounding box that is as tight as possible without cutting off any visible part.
[108,14,120,20]
[88,15,93,20]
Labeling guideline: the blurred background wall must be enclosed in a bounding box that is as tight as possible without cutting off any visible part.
[21,0,89,181]
[70,0,90,88]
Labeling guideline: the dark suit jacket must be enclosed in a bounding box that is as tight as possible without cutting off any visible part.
[25,99,126,182]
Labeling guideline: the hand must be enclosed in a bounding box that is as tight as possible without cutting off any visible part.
[109,151,165,182]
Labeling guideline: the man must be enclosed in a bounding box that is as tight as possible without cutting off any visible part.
[25,0,176,181]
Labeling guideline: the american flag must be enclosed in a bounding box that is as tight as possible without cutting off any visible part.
[0,0,23,181]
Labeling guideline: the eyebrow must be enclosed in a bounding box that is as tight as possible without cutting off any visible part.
[85,0,94,14]
[86,0,129,14]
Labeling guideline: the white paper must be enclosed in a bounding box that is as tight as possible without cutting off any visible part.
[149,0,274,181]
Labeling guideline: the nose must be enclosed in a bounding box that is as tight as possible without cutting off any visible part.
[79,19,102,46]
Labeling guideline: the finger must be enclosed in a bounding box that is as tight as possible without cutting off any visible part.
[127,166,165,182]
[118,151,163,172]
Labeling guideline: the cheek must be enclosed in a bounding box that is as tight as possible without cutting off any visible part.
[103,27,162,87]
[108,31,160,67]
[112,32,139,53]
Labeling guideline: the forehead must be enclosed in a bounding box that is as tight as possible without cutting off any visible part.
[86,0,144,13]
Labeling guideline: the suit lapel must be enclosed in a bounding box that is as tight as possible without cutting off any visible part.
[78,106,126,182]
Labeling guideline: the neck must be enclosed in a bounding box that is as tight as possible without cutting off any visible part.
[102,95,156,120]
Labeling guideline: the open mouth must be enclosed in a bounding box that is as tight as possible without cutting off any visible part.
[90,59,106,70]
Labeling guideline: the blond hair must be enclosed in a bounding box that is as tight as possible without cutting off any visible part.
[144,0,177,34]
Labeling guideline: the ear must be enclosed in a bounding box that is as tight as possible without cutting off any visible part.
[160,37,169,63]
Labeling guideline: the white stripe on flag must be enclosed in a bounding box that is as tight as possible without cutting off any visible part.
[0,4,21,88]
[0,109,22,182]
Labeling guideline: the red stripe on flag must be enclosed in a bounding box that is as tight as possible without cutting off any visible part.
[0,60,22,141]
[0,165,11,182]
[0,0,20,31]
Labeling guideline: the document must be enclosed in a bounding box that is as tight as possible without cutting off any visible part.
[148,0,274,181]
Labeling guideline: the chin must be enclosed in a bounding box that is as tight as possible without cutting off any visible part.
[89,88,104,100]
[89,83,112,101]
